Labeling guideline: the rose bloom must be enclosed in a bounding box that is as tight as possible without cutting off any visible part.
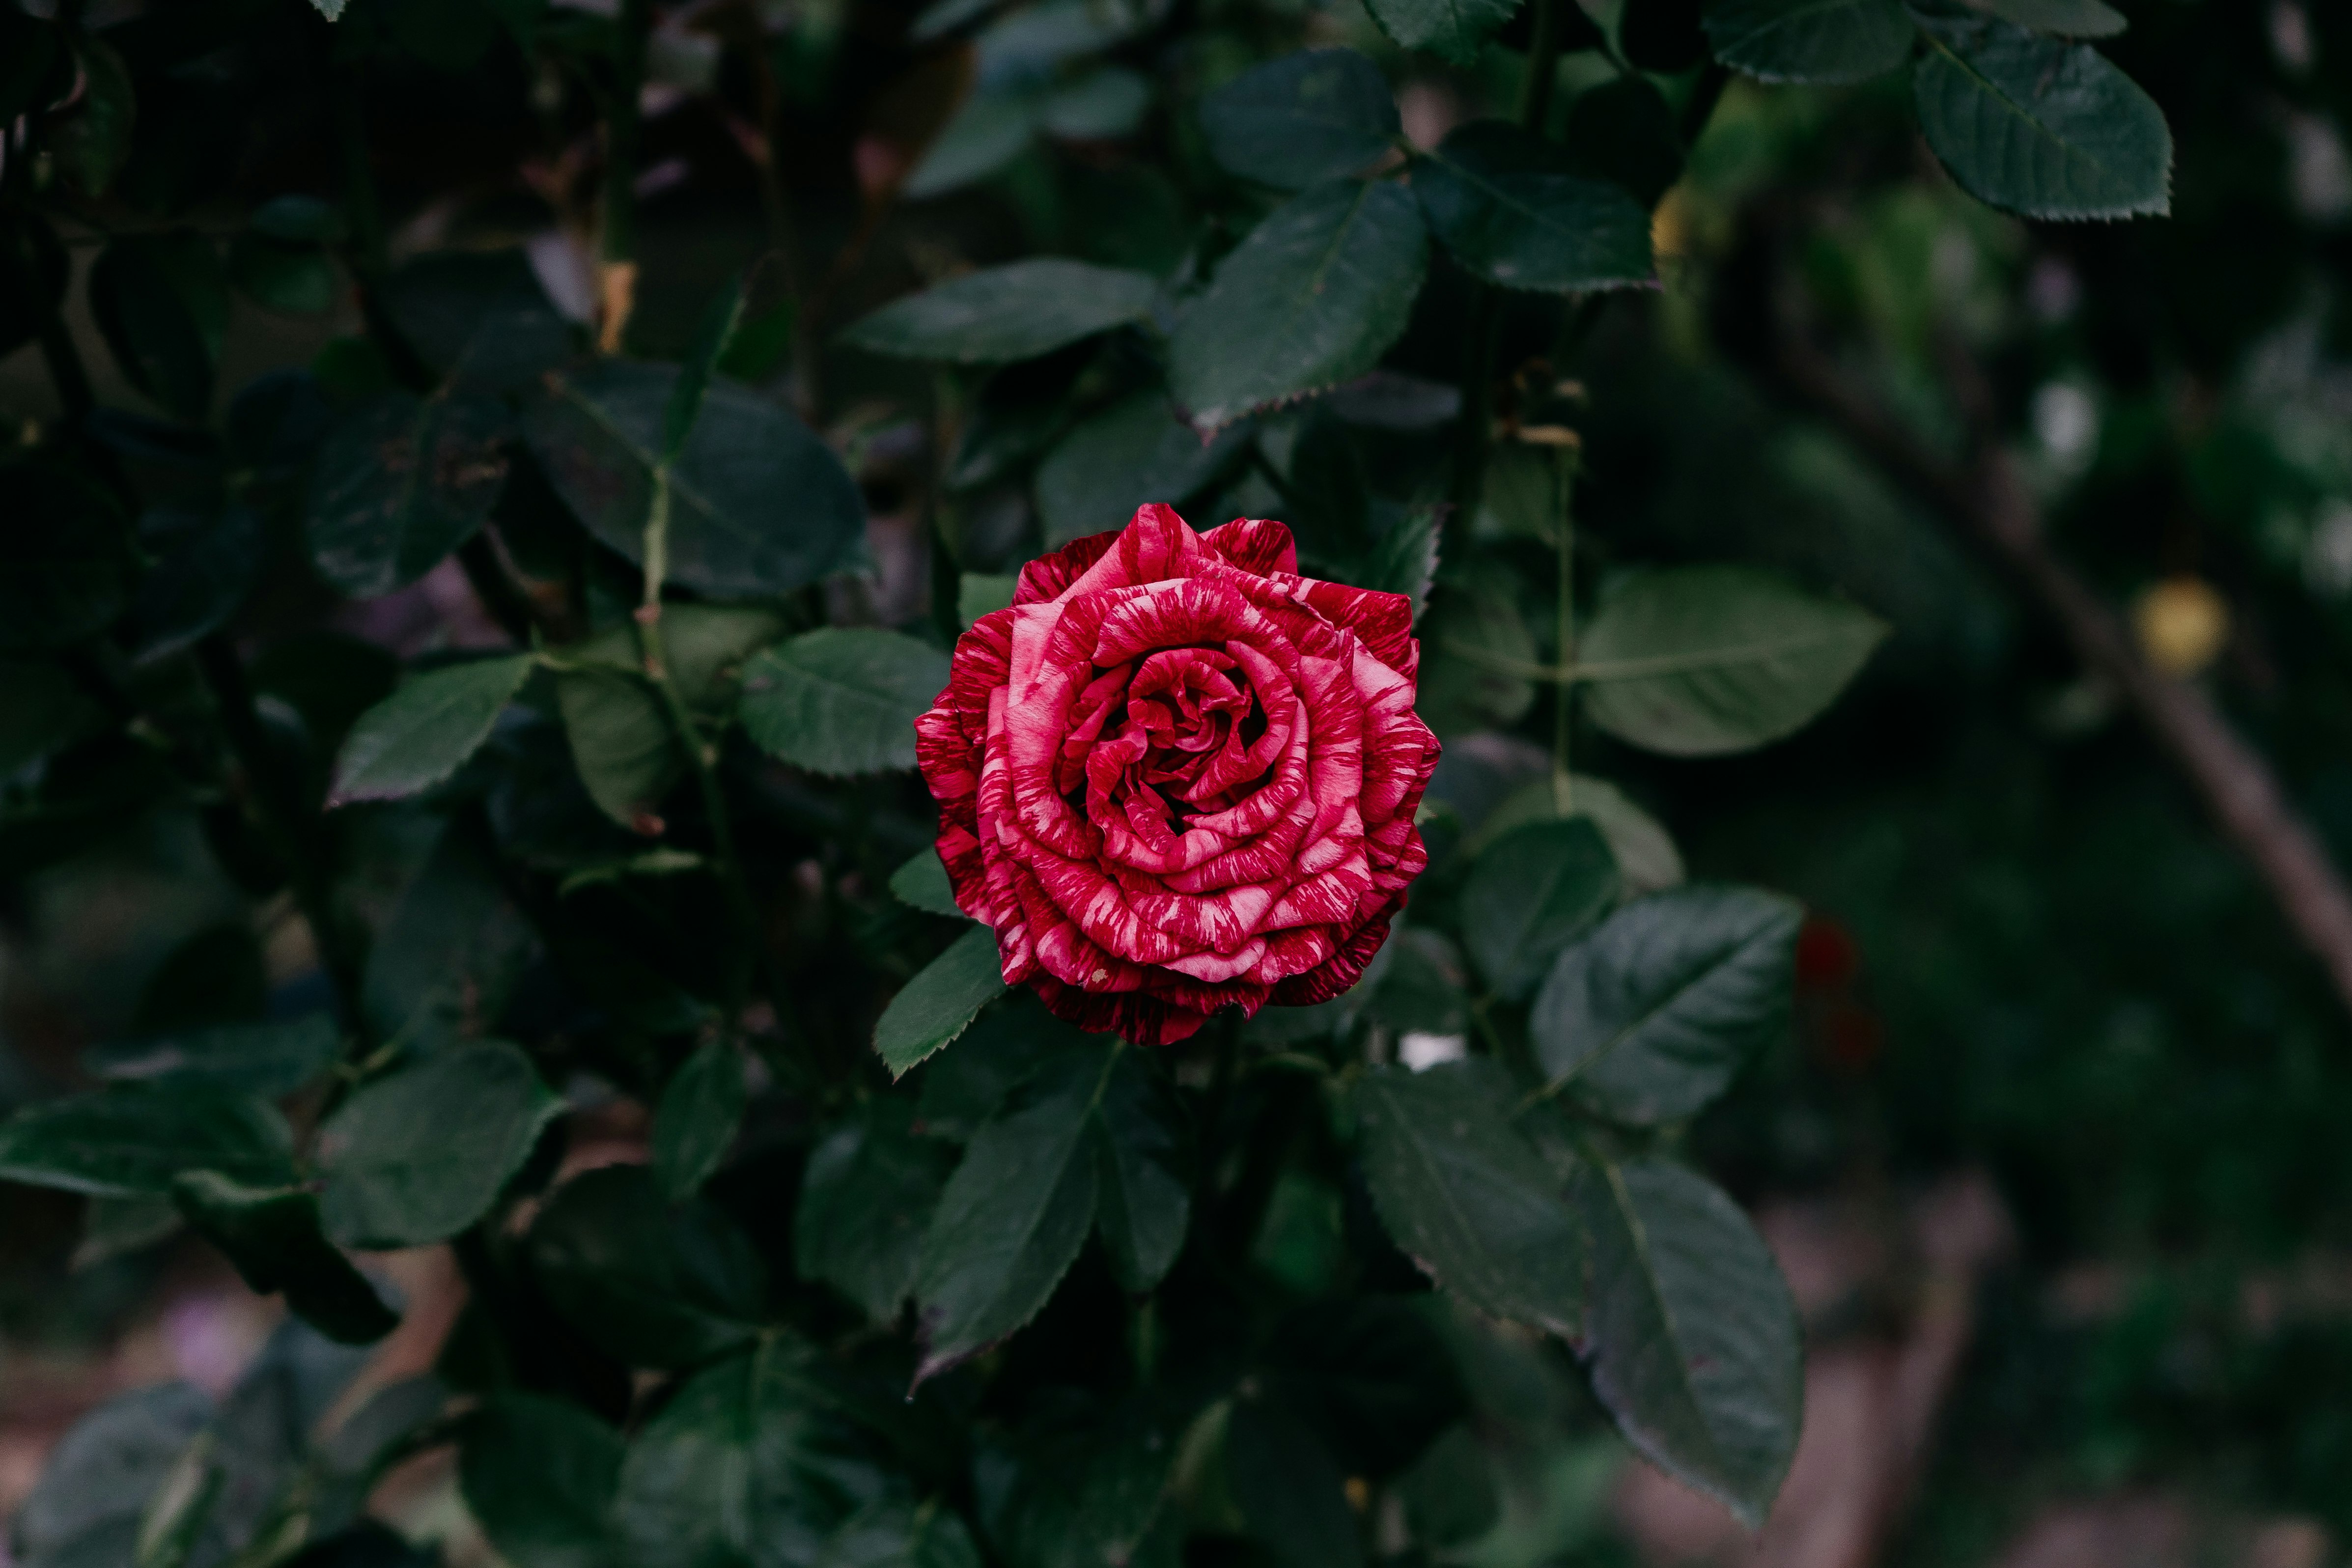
[915,505,1440,1045]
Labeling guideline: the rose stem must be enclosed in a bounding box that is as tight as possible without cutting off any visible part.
[1552,448,1579,818]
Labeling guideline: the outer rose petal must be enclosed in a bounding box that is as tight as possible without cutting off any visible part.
[913,504,1440,1046]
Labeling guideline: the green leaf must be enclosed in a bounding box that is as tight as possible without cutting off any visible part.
[991,1404,1175,1568]
[906,90,1037,199]
[841,260,1159,364]
[819,1500,984,1568]
[1531,887,1802,1124]
[1569,1156,1801,1530]
[1200,49,1400,190]
[0,467,122,652]
[1349,1062,1584,1337]
[170,1172,399,1345]
[891,848,968,918]
[1039,65,1151,138]
[1360,0,1518,66]
[651,1040,748,1202]
[1034,391,1253,547]
[50,35,135,198]
[1088,1048,1189,1292]
[122,503,263,663]
[875,926,1010,1078]
[12,1385,214,1568]
[667,277,748,461]
[526,361,866,598]
[530,1164,767,1369]
[0,1086,294,1198]
[1912,15,2171,220]
[90,234,228,423]
[794,1096,955,1321]
[613,1339,853,1568]
[1415,123,1654,293]
[1967,0,2125,36]
[555,607,785,826]
[1395,1427,1499,1548]
[83,1015,342,1097]
[1356,926,1468,1036]
[1360,508,1439,619]
[739,629,951,776]
[306,391,513,598]
[1226,1398,1361,1568]
[914,995,1090,1140]
[1465,775,1685,895]
[315,1042,562,1249]
[459,1394,624,1568]
[1701,0,1916,84]
[229,231,337,315]
[912,1046,1118,1379]
[379,250,572,395]
[1414,579,1535,737]
[1577,566,1888,757]
[360,823,538,1049]
[1459,819,1618,1000]
[329,655,535,806]
[1168,180,1428,432]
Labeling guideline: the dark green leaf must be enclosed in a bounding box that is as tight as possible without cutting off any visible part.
[1264,1296,1465,1476]
[73,1196,184,1270]
[555,607,785,827]
[1561,75,1686,209]
[841,260,1159,364]
[667,277,748,460]
[316,1042,563,1249]
[83,1015,341,1097]
[90,234,228,423]
[1168,180,1428,431]
[795,1096,955,1321]
[1360,0,1518,67]
[50,36,135,197]
[739,629,951,776]
[1039,65,1150,137]
[819,1500,984,1568]
[1350,1062,1583,1337]
[906,91,1037,198]
[1569,1156,1801,1529]
[1912,15,2171,220]
[1089,1048,1189,1292]
[651,1040,748,1201]
[329,655,535,806]
[251,196,346,244]
[1225,1398,1361,1568]
[526,361,866,598]
[306,391,513,598]
[1702,0,1915,83]
[1395,1426,1498,1547]
[531,1164,767,1369]
[1467,775,1685,895]
[875,926,1011,1078]
[1532,886,1801,1124]
[379,250,573,394]
[230,232,338,315]
[171,1172,399,1345]
[1577,566,1888,756]
[1459,819,1618,999]
[459,1394,624,1568]
[1357,926,1467,1036]
[1413,579,1535,737]
[10,1384,213,1568]
[891,848,968,918]
[1200,50,1400,189]
[0,1086,294,1198]
[991,1403,1174,1568]
[122,503,262,663]
[360,823,538,1048]
[957,573,1017,626]
[1416,123,1654,292]
[1968,0,2125,36]
[0,464,128,653]
[1034,392,1253,547]
[613,1339,860,1568]
[912,1046,1118,1379]
[914,994,1089,1139]
[1360,508,1439,618]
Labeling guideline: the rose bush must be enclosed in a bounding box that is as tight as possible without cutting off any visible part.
[917,506,1439,1045]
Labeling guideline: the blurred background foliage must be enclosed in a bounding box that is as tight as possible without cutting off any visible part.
[6,0,2352,1560]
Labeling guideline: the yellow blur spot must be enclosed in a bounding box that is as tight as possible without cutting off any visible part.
[2132,575,2231,677]
[1652,188,1689,261]
[1343,1477,1371,1512]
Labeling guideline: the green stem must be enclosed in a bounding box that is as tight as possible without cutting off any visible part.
[1551,449,1578,816]
[194,635,369,1037]
[1453,0,1574,524]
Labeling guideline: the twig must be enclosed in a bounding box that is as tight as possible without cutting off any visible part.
[1771,323,2352,1021]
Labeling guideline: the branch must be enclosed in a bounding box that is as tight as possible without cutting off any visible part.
[1771,325,2352,1020]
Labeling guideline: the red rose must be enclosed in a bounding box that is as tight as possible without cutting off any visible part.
[915,505,1441,1046]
